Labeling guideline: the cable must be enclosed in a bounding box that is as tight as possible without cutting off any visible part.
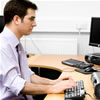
[29,36,42,54]
[86,92,96,100]
[77,27,82,56]
[92,46,95,54]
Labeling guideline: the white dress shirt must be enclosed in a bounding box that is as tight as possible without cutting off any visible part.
[0,27,34,100]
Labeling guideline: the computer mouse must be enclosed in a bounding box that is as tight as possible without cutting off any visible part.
[75,67,98,74]
[84,67,98,72]
[84,67,92,72]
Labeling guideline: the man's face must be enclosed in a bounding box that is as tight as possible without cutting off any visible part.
[19,8,36,36]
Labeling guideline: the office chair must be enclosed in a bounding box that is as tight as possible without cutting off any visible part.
[0,16,5,33]
[30,67,61,100]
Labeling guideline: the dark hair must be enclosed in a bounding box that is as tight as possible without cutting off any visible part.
[4,0,38,24]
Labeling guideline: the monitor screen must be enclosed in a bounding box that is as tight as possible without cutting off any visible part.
[89,17,100,47]
[0,16,5,33]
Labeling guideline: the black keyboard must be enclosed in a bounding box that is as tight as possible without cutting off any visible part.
[62,58,94,69]
[64,80,85,100]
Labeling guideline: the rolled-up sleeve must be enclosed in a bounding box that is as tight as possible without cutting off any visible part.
[0,49,26,96]
[3,68,26,96]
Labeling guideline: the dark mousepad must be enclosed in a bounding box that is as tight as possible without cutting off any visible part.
[75,67,98,74]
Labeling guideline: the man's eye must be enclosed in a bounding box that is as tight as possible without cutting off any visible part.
[29,18,35,21]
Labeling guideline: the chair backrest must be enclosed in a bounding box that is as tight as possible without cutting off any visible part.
[0,16,5,33]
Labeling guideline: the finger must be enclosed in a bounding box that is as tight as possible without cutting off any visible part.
[65,80,77,87]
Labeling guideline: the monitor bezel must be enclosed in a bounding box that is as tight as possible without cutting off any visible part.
[89,17,100,48]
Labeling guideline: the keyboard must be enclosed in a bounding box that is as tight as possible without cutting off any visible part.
[62,58,94,69]
[64,80,85,100]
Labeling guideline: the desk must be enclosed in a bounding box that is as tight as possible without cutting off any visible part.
[28,55,100,100]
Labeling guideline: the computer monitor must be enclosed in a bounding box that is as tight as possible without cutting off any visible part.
[89,17,100,47]
[0,16,5,33]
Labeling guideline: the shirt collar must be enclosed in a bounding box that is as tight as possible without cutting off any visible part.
[2,26,20,47]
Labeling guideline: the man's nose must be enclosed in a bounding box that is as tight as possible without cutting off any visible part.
[32,21,37,27]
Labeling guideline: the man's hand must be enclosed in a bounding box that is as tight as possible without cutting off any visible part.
[53,76,73,84]
[48,76,77,94]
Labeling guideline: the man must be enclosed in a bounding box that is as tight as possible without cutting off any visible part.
[0,0,76,100]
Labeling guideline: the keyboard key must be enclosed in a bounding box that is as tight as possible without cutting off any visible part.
[64,80,85,100]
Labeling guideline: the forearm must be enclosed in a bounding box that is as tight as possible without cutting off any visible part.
[30,74,56,85]
[21,81,52,95]
[21,76,77,95]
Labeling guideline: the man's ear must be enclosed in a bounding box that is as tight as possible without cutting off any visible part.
[13,15,21,25]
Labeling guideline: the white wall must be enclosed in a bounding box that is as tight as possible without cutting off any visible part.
[25,31,100,56]
[1,0,100,55]
[1,0,100,32]
[0,0,9,15]
[31,0,100,32]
